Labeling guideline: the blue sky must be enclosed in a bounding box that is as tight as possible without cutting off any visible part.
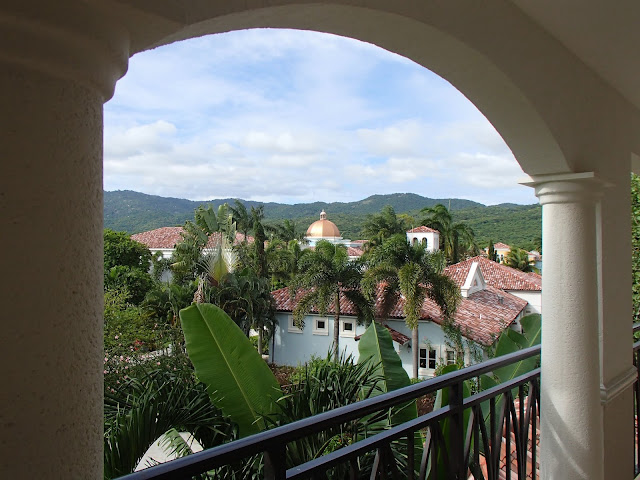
[104,29,537,206]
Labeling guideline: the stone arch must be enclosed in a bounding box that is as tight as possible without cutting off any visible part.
[127,1,577,176]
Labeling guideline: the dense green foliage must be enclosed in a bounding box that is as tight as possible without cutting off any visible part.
[505,247,537,273]
[105,190,541,249]
[104,367,232,479]
[104,229,153,304]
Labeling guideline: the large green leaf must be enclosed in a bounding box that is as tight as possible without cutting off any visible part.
[180,303,282,437]
[357,322,421,471]
[358,322,412,394]
[490,313,541,385]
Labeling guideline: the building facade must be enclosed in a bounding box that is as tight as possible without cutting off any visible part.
[270,258,533,379]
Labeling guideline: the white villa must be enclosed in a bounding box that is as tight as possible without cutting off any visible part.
[270,248,542,379]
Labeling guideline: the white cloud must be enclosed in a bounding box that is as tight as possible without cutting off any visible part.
[104,29,537,206]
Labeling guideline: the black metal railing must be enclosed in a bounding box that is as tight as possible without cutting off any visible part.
[633,322,640,476]
[118,346,541,480]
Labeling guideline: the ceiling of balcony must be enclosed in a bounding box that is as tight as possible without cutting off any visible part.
[513,0,640,109]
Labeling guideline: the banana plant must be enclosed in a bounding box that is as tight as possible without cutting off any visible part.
[357,322,422,473]
[180,303,283,437]
[481,313,541,391]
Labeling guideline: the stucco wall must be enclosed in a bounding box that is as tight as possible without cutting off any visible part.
[508,290,542,314]
[271,313,475,378]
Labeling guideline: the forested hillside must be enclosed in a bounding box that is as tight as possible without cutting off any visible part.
[105,190,541,250]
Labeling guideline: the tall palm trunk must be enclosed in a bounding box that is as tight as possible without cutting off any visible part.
[412,326,419,379]
[333,292,341,361]
[257,327,263,356]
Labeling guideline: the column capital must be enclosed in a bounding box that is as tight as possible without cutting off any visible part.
[0,1,129,100]
[521,172,611,205]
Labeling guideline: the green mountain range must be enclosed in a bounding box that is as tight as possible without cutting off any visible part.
[105,190,541,251]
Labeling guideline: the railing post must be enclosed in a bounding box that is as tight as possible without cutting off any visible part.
[264,444,287,480]
[449,380,465,479]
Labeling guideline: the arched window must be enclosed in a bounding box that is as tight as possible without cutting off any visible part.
[422,238,427,247]
[412,238,417,246]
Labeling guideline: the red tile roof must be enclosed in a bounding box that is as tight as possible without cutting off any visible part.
[407,226,440,234]
[131,227,184,249]
[347,246,364,257]
[354,323,411,345]
[493,242,511,250]
[445,256,541,291]
[272,283,527,346]
[131,227,253,249]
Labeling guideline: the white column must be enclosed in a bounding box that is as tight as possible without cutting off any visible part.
[530,173,605,480]
[0,5,127,478]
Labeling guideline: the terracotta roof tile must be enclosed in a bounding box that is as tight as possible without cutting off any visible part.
[354,323,411,345]
[131,227,253,249]
[131,227,184,249]
[493,242,511,249]
[347,246,364,257]
[407,226,440,234]
[445,256,541,291]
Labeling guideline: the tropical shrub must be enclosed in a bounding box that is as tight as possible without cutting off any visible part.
[104,367,234,479]
[104,229,153,304]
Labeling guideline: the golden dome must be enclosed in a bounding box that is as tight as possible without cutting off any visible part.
[306,210,341,238]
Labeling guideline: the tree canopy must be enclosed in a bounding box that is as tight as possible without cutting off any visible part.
[104,229,153,304]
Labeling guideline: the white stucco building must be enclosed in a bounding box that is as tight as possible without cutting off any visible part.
[270,258,539,378]
[3,3,638,478]
[406,226,440,252]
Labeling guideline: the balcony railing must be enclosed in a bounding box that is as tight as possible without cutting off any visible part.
[118,346,541,480]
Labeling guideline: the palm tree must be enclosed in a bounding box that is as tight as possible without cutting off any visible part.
[266,239,307,289]
[421,203,476,264]
[213,268,276,354]
[363,234,460,379]
[230,200,252,243]
[266,219,302,243]
[292,240,373,361]
[362,205,407,252]
[171,204,236,283]
[505,247,538,273]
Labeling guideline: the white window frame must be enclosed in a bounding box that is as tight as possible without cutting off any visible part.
[287,315,303,334]
[445,349,456,365]
[340,319,356,337]
[313,317,329,335]
[419,345,438,372]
